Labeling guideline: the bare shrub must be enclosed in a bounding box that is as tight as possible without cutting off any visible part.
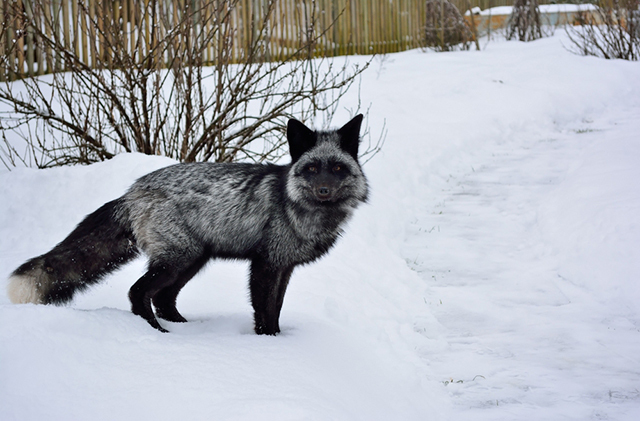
[507,0,544,42]
[424,0,475,52]
[567,0,640,60]
[0,0,375,168]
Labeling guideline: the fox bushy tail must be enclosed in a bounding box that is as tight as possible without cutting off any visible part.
[7,199,138,305]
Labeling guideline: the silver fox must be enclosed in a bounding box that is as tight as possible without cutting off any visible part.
[7,115,368,334]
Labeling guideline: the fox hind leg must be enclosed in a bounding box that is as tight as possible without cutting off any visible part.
[129,265,176,332]
[153,255,209,323]
[153,284,188,323]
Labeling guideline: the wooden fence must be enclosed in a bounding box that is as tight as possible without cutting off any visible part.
[0,0,570,81]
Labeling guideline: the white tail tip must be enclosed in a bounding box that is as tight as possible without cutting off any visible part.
[7,274,44,304]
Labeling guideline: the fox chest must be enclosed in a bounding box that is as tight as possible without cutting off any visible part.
[264,215,345,266]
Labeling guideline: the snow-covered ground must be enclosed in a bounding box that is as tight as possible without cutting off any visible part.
[466,4,599,16]
[1,33,639,420]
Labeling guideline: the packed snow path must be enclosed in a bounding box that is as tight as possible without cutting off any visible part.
[402,114,640,419]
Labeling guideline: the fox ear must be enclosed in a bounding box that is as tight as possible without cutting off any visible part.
[337,114,363,161]
[288,119,316,163]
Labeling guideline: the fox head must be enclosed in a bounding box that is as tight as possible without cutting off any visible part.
[286,115,369,208]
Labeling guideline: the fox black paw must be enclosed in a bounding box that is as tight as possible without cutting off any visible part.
[254,323,280,336]
[155,307,188,323]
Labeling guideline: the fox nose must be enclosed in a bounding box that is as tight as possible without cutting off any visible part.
[316,186,331,201]
[317,186,331,197]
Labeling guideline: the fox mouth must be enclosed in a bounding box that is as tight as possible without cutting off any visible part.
[301,184,346,204]
[315,189,349,205]
[315,195,335,203]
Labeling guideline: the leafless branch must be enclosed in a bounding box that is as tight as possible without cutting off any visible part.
[566,0,639,61]
[507,0,544,42]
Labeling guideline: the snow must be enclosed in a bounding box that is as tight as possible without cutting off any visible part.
[466,4,599,16]
[2,33,640,420]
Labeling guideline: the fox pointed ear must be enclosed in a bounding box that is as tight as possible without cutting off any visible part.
[288,119,316,163]
[337,114,364,161]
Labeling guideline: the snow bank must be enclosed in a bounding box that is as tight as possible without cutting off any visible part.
[467,4,599,16]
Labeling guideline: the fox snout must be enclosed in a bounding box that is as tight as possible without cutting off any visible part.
[315,185,333,201]
[311,176,341,202]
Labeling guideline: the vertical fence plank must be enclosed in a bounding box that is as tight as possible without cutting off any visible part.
[243,0,249,60]
[349,0,356,55]
[86,0,94,67]
[332,0,338,56]
[0,2,4,81]
[395,0,401,51]
[144,0,151,62]
[404,0,411,50]
[376,0,381,53]
[340,0,346,56]
[5,0,15,80]
[62,0,70,68]
[211,0,218,64]
[128,0,135,61]
[201,0,208,64]
[381,0,386,53]
[71,0,78,60]
[80,0,88,66]
[376,0,382,53]
[24,0,35,76]
[337,0,344,56]
[113,0,120,65]
[5,0,13,79]
[361,0,367,54]
[413,0,422,49]
[282,0,289,60]
[14,0,24,77]
[282,0,290,58]
[274,0,280,58]
[384,0,390,53]
[378,0,384,53]
[170,0,177,66]
[366,0,372,54]
[120,0,127,60]
[341,0,349,56]
[43,0,53,74]
[100,0,108,66]
[52,0,61,71]
[34,1,44,75]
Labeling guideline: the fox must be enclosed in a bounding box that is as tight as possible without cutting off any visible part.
[7,115,368,334]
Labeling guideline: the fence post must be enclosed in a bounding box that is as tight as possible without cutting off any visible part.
[22,0,35,76]
[7,0,17,79]
[1,1,5,81]
[80,0,88,66]
[62,0,70,68]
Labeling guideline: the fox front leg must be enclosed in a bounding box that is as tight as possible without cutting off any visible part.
[249,259,294,335]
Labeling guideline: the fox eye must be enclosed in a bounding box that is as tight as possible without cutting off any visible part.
[332,164,342,172]
[306,165,318,173]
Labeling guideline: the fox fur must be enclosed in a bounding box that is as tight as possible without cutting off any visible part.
[7,115,368,334]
